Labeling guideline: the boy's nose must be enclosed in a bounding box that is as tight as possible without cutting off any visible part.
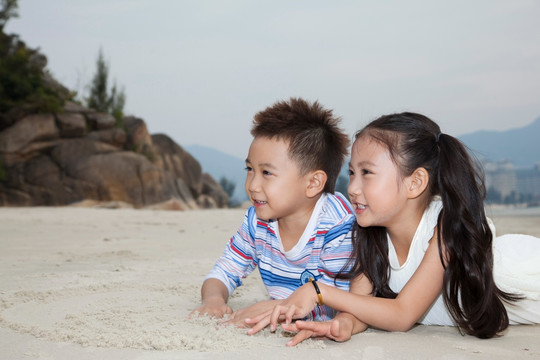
[246,175,260,193]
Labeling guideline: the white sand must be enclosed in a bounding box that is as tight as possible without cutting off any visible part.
[1,206,539,359]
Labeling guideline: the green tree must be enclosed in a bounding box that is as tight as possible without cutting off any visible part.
[219,176,239,207]
[219,176,236,198]
[335,174,349,199]
[86,48,126,121]
[0,0,18,31]
[1,28,65,129]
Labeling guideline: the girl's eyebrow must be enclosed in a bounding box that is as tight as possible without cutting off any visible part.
[350,160,376,167]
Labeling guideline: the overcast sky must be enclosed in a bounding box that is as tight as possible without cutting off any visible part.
[7,0,540,159]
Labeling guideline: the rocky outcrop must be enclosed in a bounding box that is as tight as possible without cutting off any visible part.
[0,101,229,209]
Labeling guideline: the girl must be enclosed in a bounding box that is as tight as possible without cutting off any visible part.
[246,112,540,346]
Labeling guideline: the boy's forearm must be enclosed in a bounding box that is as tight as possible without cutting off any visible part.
[201,278,229,305]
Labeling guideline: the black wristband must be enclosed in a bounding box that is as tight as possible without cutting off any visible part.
[309,278,323,306]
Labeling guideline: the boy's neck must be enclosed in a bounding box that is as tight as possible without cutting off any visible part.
[278,193,323,252]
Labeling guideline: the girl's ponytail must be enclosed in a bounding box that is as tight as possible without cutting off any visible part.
[436,134,519,338]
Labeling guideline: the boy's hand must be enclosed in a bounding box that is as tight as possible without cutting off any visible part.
[220,300,282,328]
[189,278,232,318]
[189,297,233,319]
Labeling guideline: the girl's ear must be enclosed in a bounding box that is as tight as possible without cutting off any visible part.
[306,170,327,198]
[407,167,429,199]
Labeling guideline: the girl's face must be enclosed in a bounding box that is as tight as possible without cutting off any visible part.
[348,136,410,228]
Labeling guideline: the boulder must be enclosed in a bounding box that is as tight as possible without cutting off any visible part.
[63,101,96,114]
[56,113,86,137]
[151,133,203,197]
[87,112,116,130]
[201,172,229,208]
[197,194,218,209]
[0,113,58,153]
[87,128,127,148]
[0,101,228,209]
[50,138,119,173]
[67,151,180,207]
[125,116,152,151]
[174,178,198,209]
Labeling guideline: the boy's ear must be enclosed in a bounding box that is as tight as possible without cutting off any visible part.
[407,167,429,199]
[306,170,327,198]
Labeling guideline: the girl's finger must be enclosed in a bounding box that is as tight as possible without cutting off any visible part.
[244,309,272,324]
[269,305,286,331]
[284,305,298,325]
[246,315,270,335]
[286,330,314,347]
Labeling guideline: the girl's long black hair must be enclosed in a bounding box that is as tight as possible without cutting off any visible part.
[338,112,521,338]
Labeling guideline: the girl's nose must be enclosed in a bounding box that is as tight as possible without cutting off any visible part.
[348,179,361,198]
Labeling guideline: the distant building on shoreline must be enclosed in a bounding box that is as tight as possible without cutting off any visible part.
[484,160,540,205]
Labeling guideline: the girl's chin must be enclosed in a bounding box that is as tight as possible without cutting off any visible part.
[356,218,373,228]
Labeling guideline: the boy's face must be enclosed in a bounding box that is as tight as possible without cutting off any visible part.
[244,136,313,222]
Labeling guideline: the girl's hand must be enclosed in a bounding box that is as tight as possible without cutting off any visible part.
[282,318,352,346]
[246,282,318,334]
[220,300,281,328]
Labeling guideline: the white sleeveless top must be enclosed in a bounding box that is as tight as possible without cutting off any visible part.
[387,198,540,326]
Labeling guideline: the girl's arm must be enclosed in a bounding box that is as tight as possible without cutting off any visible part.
[249,234,445,333]
[278,274,372,346]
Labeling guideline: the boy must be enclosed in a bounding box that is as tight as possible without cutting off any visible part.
[192,97,354,325]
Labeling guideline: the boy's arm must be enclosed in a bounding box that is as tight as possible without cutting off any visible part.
[191,208,259,318]
[190,278,233,318]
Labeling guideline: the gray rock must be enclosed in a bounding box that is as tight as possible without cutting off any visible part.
[56,113,87,137]
[87,128,127,148]
[87,112,116,130]
[0,114,58,153]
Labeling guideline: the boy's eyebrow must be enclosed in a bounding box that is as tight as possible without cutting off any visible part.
[244,158,277,169]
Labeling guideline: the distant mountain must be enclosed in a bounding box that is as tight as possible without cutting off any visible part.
[459,117,540,168]
[186,144,248,202]
[187,116,540,202]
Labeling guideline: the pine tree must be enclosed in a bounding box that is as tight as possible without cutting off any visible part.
[0,0,18,32]
[86,48,126,121]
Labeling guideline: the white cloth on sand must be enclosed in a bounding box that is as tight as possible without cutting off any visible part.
[387,199,540,326]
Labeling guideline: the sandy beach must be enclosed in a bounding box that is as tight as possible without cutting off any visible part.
[1,205,539,360]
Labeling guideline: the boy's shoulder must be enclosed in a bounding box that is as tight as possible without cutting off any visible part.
[319,192,354,222]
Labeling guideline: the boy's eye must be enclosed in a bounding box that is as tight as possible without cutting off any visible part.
[262,170,272,176]
[244,166,253,172]
[348,169,354,176]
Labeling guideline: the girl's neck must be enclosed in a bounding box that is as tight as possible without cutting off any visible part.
[386,203,427,265]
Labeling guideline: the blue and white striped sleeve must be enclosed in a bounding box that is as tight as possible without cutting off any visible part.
[317,215,355,291]
[204,207,258,295]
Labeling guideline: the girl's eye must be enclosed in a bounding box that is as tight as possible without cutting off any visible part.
[262,170,272,176]
[348,169,354,176]
[244,166,253,172]
[361,169,372,175]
